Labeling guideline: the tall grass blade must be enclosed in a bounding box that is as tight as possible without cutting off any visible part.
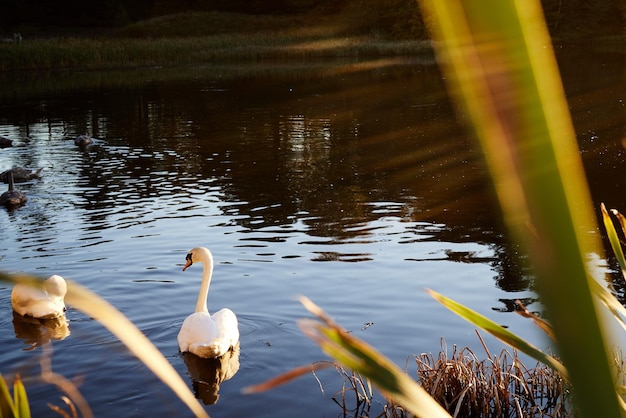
[428,289,568,379]
[416,1,622,416]
[0,272,208,418]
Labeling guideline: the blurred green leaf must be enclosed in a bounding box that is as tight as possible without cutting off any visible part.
[12,377,29,418]
[298,296,451,418]
[416,0,622,416]
[590,278,626,333]
[246,296,452,417]
[601,203,626,279]
[0,374,16,418]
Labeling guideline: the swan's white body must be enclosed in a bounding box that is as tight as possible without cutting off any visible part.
[11,275,67,319]
[178,247,239,358]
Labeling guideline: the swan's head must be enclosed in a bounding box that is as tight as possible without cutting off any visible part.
[44,275,67,297]
[183,247,212,272]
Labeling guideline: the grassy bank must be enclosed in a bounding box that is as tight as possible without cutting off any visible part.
[2,5,624,73]
[0,11,431,73]
[0,34,430,72]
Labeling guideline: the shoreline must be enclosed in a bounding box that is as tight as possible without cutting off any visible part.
[0,34,434,73]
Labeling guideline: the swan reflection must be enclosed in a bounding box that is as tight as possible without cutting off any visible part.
[12,311,70,350]
[183,343,240,405]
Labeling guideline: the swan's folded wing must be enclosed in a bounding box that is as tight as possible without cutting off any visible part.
[212,308,239,347]
[11,284,59,318]
[178,312,219,352]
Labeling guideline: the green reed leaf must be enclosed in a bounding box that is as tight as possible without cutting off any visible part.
[590,278,626,333]
[428,289,568,379]
[0,374,16,418]
[12,376,30,418]
[298,296,451,418]
[416,1,622,416]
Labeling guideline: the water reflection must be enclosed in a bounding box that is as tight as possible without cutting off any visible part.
[0,51,623,417]
[12,312,70,350]
[182,344,240,405]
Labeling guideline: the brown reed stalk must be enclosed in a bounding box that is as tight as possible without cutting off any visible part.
[332,364,373,417]
[415,336,572,417]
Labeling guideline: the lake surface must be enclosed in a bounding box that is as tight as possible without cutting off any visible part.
[0,46,624,417]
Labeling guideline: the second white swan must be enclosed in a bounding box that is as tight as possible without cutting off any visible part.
[177,247,239,358]
[11,274,67,319]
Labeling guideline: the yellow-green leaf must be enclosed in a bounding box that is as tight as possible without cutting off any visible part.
[427,289,568,380]
[13,376,30,418]
[0,374,16,418]
[601,203,626,279]
[298,297,452,418]
[416,0,622,416]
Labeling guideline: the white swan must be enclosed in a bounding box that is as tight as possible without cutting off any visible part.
[177,247,239,358]
[11,275,67,319]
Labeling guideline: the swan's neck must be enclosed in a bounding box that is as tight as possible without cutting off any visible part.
[195,255,213,314]
[7,171,15,191]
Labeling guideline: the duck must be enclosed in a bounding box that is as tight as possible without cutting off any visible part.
[11,275,67,319]
[0,171,27,208]
[74,135,93,147]
[0,136,12,148]
[177,247,239,358]
[0,167,43,183]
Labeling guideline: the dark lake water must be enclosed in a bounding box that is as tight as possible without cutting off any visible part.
[0,46,624,417]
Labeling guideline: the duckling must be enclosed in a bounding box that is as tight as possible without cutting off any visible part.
[0,171,27,208]
[0,136,12,148]
[0,167,43,183]
[74,135,93,147]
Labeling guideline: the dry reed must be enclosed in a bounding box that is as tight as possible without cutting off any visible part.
[415,334,572,417]
[328,332,572,418]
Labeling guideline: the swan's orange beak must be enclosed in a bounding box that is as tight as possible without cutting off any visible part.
[183,259,193,271]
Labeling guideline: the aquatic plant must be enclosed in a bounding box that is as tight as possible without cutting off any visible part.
[414,335,571,417]
[247,297,576,417]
